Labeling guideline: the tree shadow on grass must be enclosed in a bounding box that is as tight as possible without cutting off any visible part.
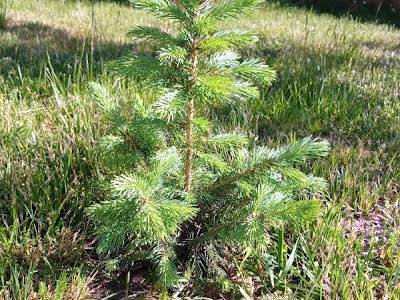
[273,0,400,29]
[0,20,150,81]
[251,36,400,147]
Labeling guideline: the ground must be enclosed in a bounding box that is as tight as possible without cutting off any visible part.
[0,0,399,299]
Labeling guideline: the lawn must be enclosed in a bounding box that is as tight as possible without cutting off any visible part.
[0,0,399,299]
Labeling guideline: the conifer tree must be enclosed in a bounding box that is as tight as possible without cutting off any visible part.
[88,0,330,296]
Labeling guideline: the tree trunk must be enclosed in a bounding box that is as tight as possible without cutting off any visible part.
[184,38,198,193]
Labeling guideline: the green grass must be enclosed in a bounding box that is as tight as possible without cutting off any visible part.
[0,0,399,298]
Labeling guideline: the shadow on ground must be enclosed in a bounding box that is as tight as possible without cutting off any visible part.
[256,42,399,146]
[273,0,400,28]
[0,21,147,79]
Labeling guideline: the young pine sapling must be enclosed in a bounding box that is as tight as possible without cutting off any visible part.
[88,0,330,295]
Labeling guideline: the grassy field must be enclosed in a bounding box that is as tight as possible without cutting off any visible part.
[1,0,399,299]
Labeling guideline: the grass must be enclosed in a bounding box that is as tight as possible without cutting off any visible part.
[0,0,399,298]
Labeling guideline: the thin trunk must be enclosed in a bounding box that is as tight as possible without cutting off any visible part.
[184,38,198,193]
